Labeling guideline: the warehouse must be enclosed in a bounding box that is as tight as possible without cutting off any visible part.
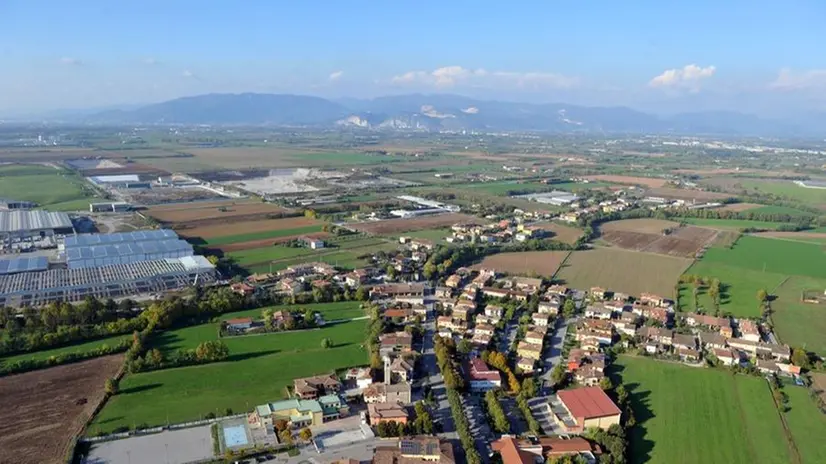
[61,229,193,269]
[0,256,49,275]
[62,229,178,248]
[0,210,74,240]
[0,255,216,307]
[89,201,132,213]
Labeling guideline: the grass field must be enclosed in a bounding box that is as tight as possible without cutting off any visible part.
[680,218,789,231]
[226,245,321,266]
[698,236,826,279]
[747,205,818,217]
[784,386,826,464]
[615,356,792,464]
[90,318,368,434]
[400,228,452,242]
[0,164,101,211]
[735,179,826,208]
[203,225,325,246]
[771,276,826,354]
[555,248,692,297]
[233,237,392,272]
[0,334,131,366]
[457,181,554,196]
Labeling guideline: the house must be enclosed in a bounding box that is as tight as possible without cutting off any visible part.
[517,341,543,360]
[434,286,453,298]
[251,398,325,429]
[517,357,536,373]
[368,402,409,426]
[672,333,697,351]
[719,325,734,338]
[576,329,613,346]
[493,436,596,464]
[230,282,255,296]
[777,363,802,377]
[727,338,760,356]
[318,394,350,422]
[603,301,627,314]
[554,386,622,433]
[474,323,496,337]
[410,239,434,251]
[525,330,545,345]
[678,347,701,363]
[547,284,570,298]
[445,274,463,288]
[485,305,504,319]
[471,333,492,347]
[611,319,637,337]
[511,276,542,292]
[346,269,370,287]
[584,305,613,320]
[387,357,414,383]
[770,344,791,362]
[451,302,476,321]
[383,307,416,322]
[379,332,413,353]
[466,358,503,392]
[225,317,253,331]
[301,236,325,249]
[474,313,497,326]
[644,341,662,355]
[437,316,467,333]
[538,301,560,315]
[372,437,454,464]
[567,349,587,372]
[363,382,412,404]
[279,278,304,295]
[345,367,374,389]
[638,306,671,325]
[582,318,613,335]
[697,331,727,350]
[532,312,551,327]
[639,292,669,307]
[590,287,607,300]
[482,287,530,301]
[370,283,426,304]
[575,364,605,387]
[713,348,741,366]
[756,359,779,375]
[738,319,761,342]
[294,374,341,400]
[683,312,730,330]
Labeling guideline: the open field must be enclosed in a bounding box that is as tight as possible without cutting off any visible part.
[555,248,692,297]
[173,216,323,240]
[471,251,570,277]
[680,218,791,231]
[645,187,733,202]
[784,386,826,464]
[349,213,476,235]
[615,356,792,464]
[90,319,367,434]
[400,228,453,242]
[226,236,389,268]
[706,178,826,209]
[753,231,826,244]
[145,199,288,225]
[600,220,719,258]
[771,276,826,354]
[583,175,668,188]
[718,202,764,212]
[532,222,583,245]
[0,164,101,211]
[214,231,330,253]
[454,180,554,196]
[0,355,123,464]
[182,148,410,169]
[0,334,130,366]
[245,248,383,274]
[810,373,826,406]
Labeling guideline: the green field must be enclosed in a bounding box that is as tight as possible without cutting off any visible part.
[616,356,792,464]
[747,205,817,217]
[456,180,553,195]
[227,246,319,266]
[784,386,826,464]
[736,179,826,207]
[90,318,368,434]
[400,228,452,242]
[0,333,131,365]
[771,276,826,354]
[0,164,101,211]
[681,218,789,231]
[204,225,325,246]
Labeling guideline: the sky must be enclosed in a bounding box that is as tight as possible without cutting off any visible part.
[1,0,826,116]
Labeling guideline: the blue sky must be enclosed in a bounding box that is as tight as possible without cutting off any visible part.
[1,0,825,114]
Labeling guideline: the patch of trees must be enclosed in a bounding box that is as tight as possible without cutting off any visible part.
[446,389,482,464]
[584,424,628,464]
[483,390,510,433]
[130,340,230,373]
[0,338,132,376]
[374,402,435,437]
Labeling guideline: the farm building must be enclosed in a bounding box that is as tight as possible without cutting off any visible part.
[0,210,74,242]
[0,255,216,307]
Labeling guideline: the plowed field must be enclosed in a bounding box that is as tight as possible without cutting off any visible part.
[146,200,288,225]
[472,251,569,277]
[350,213,477,234]
[583,175,667,188]
[176,217,323,239]
[600,219,719,258]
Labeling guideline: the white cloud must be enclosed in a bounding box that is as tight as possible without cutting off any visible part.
[769,68,826,91]
[328,70,344,81]
[649,64,716,91]
[59,57,83,66]
[390,66,576,89]
[182,70,196,78]
[143,57,159,65]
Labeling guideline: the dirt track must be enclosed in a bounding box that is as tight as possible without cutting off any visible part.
[0,355,123,464]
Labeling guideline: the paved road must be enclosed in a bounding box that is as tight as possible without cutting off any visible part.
[539,317,572,391]
[420,317,458,441]
[462,394,493,461]
[498,319,518,354]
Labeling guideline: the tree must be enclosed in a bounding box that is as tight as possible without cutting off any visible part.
[299,427,313,442]
[457,339,472,355]
[562,299,576,318]
[321,338,333,349]
[551,364,568,388]
[105,377,119,395]
[507,372,521,394]
[757,289,768,304]
[522,377,537,398]
[262,308,274,330]
[599,377,614,391]
[279,428,293,445]
[195,340,230,362]
[273,419,289,432]
[615,384,629,406]
[791,348,812,370]
[355,286,369,301]
[146,348,164,367]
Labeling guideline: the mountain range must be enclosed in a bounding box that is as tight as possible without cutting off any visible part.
[75,93,825,136]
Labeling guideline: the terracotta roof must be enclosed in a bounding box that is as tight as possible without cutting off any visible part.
[491,437,534,464]
[373,438,455,464]
[467,358,502,382]
[225,317,253,325]
[368,401,409,420]
[557,386,621,420]
[521,436,594,455]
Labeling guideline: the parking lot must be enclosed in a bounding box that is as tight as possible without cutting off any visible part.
[84,425,214,464]
[313,414,374,451]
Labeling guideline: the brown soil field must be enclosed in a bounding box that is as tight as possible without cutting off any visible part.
[77,164,170,177]
[718,202,763,212]
[672,168,755,176]
[556,248,692,297]
[754,231,826,241]
[350,213,477,234]
[472,251,570,277]
[810,373,826,406]
[601,219,679,234]
[584,175,668,188]
[533,222,583,245]
[215,231,330,252]
[645,187,732,201]
[146,200,288,224]
[0,355,123,464]
[177,217,323,238]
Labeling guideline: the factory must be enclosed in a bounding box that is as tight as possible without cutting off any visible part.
[60,229,194,269]
[0,210,74,251]
[513,190,580,206]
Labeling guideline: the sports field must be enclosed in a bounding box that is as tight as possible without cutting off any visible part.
[555,248,692,297]
[616,356,792,464]
[89,317,368,434]
[0,164,101,211]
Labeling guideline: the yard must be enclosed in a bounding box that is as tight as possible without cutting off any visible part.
[555,248,692,297]
[89,318,368,434]
[0,164,102,211]
[615,356,793,464]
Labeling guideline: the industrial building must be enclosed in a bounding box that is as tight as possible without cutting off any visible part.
[89,201,132,213]
[514,191,579,206]
[61,229,193,269]
[0,256,49,275]
[0,255,216,307]
[0,210,74,240]
[0,198,38,210]
[87,174,151,189]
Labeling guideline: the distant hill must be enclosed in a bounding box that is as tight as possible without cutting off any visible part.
[81,92,823,136]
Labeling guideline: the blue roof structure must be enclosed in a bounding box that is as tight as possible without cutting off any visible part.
[0,256,49,275]
[63,229,179,248]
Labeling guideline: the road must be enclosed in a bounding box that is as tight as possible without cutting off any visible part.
[419,317,458,441]
[462,394,494,461]
[539,317,572,391]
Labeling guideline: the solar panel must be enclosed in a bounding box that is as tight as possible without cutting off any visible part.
[64,229,180,248]
[0,256,48,275]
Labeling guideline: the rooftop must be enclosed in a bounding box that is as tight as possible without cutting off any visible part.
[557,386,621,420]
[0,210,72,234]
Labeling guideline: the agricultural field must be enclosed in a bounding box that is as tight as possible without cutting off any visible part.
[770,276,826,354]
[753,231,826,245]
[174,216,324,244]
[400,228,453,243]
[717,202,764,212]
[226,236,391,270]
[600,219,719,258]
[89,319,368,434]
[533,222,583,245]
[455,180,554,196]
[0,355,123,464]
[783,386,826,464]
[0,164,102,211]
[706,178,826,209]
[349,213,476,235]
[645,187,733,202]
[680,218,791,231]
[145,199,288,225]
[583,174,668,188]
[615,356,793,464]
[555,248,692,297]
[471,251,570,277]
[0,333,131,366]
[177,148,410,169]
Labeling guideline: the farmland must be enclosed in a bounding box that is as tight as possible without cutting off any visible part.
[770,276,826,354]
[0,164,102,211]
[0,333,130,366]
[753,231,826,245]
[783,386,826,464]
[145,199,288,225]
[349,213,476,235]
[600,219,719,258]
[89,318,368,434]
[471,251,570,277]
[615,356,792,464]
[533,222,583,245]
[180,148,411,169]
[680,218,794,231]
[707,178,826,209]
[555,248,692,297]
[583,174,668,188]
[226,236,391,270]
[175,217,323,240]
[0,355,123,464]
[645,187,733,202]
